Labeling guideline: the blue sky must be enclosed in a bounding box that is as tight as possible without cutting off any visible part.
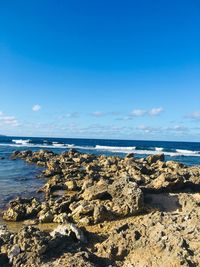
[0,0,200,141]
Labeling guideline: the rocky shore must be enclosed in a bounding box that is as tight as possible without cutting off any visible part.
[0,149,200,266]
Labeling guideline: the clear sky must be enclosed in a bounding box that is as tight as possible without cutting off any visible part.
[0,0,200,141]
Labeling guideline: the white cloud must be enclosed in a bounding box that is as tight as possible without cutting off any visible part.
[0,112,20,127]
[136,124,188,134]
[66,112,79,118]
[165,125,188,132]
[186,111,200,120]
[91,111,106,117]
[91,111,122,117]
[32,104,41,112]
[131,109,146,117]
[148,107,163,116]
[57,112,80,120]
[130,107,164,117]
[136,125,156,133]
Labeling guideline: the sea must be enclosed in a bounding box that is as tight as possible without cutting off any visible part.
[0,136,199,208]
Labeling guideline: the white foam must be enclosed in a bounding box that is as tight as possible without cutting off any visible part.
[1,143,81,150]
[176,149,199,155]
[52,143,65,148]
[66,144,75,148]
[155,147,164,151]
[95,145,136,152]
[0,142,200,157]
[12,139,31,145]
[53,143,75,148]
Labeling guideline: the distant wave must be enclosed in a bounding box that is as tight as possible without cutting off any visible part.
[155,147,164,151]
[95,145,136,152]
[176,149,200,155]
[66,144,75,148]
[52,142,65,148]
[88,145,200,157]
[52,142,75,148]
[0,142,200,157]
[12,139,31,145]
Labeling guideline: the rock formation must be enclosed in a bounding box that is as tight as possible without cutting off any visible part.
[0,149,200,266]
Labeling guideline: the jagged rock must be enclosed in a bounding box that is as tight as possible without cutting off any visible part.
[93,205,112,223]
[13,226,49,254]
[50,223,87,243]
[3,198,41,221]
[82,183,110,201]
[11,150,33,159]
[69,223,87,243]
[146,153,165,164]
[8,244,21,262]
[65,180,77,190]
[125,153,134,158]
[82,179,94,190]
[0,225,12,244]
[38,211,54,223]
[53,213,68,223]
[6,149,200,266]
[97,210,200,266]
[148,173,184,191]
[70,200,94,219]
[166,160,184,169]
[40,251,98,267]
[108,177,144,216]
[0,226,50,267]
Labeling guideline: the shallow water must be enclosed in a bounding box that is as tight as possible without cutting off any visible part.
[0,150,44,209]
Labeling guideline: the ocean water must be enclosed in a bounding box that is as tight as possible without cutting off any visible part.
[0,136,200,208]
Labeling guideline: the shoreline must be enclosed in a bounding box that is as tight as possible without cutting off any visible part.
[0,149,200,266]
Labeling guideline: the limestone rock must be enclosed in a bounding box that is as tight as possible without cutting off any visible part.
[3,198,41,222]
[146,153,165,164]
[65,180,77,190]
[38,211,54,223]
[82,184,110,201]
[148,173,184,191]
[108,177,144,216]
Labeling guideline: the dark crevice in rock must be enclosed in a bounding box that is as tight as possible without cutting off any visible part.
[142,182,200,194]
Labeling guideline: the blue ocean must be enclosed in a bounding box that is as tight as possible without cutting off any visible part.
[0,136,199,208]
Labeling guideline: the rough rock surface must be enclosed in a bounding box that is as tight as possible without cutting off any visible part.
[0,149,200,266]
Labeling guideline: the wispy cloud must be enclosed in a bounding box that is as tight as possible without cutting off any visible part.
[131,109,146,117]
[186,111,200,120]
[0,112,20,127]
[165,125,188,132]
[66,112,79,118]
[90,111,106,117]
[117,107,164,120]
[90,108,164,120]
[32,104,41,112]
[90,111,122,117]
[136,124,188,134]
[136,125,156,133]
[131,107,164,117]
[148,107,163,116]
[59,112,79,119]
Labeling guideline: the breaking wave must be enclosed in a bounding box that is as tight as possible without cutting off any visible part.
[155,147,164,151]
[0,141,199,157]
[95,145,136,152]
[12,139,31,145]
[176,149,200,155]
